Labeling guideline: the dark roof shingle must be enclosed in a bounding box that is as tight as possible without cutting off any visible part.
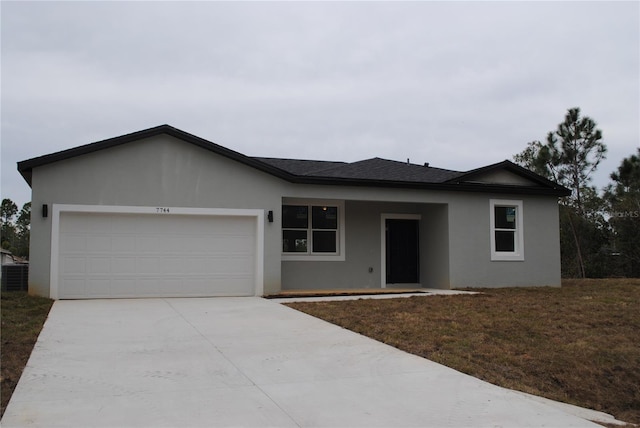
[253,157,462,184]
[310,158,463,183]
[252,158,348,176]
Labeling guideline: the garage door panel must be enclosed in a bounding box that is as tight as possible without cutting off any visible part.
[61,257,86,275]
[136,236,163,252]
[213,236,254,252]
[112,236,136,251]
[111,216,140,233]
[110,279,138,296]
[205,216,251,231]
[87,258,110,274]
[162,258,186,274]
[60,213,88,233]
[134,278,162,296]
[135,257,164,274]
[60,235,86,252]
[160,278,208,295]
[57,211,257,299]
[85,279,111,297]
[111,257,136,277]
[209,276,254,295]
[182,257,208,273]
[86,235,112,251]
[205,256,253,274]
[63,279,86,297]
[164,236,189,251]
[85,215,112,232]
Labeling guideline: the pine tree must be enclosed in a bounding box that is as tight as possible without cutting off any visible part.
[514,108,608,278]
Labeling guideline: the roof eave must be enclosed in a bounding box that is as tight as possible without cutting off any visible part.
[289,175,570,196]
[16,127,570,197]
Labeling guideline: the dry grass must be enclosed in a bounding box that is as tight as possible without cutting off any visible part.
[286,279,640,425]
[1,292,53,417]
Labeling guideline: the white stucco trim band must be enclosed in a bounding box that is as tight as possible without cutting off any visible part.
[49,204,265,299]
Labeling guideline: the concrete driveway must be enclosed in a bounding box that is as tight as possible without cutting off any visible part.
[2,297,613,427]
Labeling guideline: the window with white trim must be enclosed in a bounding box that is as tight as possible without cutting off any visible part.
[490,199,524,261]
[282,201,344,261]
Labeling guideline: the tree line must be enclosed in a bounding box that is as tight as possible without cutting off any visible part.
[514,107,639,278]
[1,200,31,258]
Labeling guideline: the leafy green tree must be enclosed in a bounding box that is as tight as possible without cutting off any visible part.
[514,108,608,278]
[605,149,640,277]
[0,199,31,258]
[1,199,18,225]
[15,202,31,258]
[1,198,18,251]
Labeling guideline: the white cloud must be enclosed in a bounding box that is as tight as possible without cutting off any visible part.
[2,1,638,207]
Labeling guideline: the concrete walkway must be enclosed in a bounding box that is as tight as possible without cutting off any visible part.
[268,288,477,303]
[2,297,617,427]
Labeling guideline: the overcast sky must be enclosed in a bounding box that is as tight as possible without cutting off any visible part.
[2,1,638,208]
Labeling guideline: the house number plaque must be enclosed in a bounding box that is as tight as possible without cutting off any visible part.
[156,207,170,213]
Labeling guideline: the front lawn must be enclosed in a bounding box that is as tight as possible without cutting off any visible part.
[286,279,640,425]
[1,292,53,417]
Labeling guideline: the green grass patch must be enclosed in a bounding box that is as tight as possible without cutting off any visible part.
[1,292,53,417]
[286,279,640,425]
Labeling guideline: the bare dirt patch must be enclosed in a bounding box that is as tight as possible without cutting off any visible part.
[286,279,640,425]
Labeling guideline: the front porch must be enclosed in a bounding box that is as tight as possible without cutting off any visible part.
[280,199,450,292]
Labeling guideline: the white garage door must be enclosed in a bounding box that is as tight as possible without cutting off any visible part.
[57,211,257,299]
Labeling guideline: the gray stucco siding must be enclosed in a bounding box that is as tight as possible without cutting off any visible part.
[446,193,561,288]
[28,135,287,296]
[419,203,450,289]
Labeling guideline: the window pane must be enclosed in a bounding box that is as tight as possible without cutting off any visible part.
[312,206,338,229]
[282,205,308,229]
[283,230,308,252]
[312,231,336,253]
[495,206,516,229]
[495,231,515,252]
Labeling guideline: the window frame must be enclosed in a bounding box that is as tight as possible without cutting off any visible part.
[282,199,345,261]
[489,199,524,261]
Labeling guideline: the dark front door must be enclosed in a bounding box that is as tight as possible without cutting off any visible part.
[385,219,419,284]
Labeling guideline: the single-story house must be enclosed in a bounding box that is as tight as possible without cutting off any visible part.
[18,125,570,299]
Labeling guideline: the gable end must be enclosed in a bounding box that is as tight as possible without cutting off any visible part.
[17,125,293,186]
[447,160,570,196]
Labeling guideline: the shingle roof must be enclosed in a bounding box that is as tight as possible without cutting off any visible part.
[314,158,463,183]
[255,157,463,184]
[254,158,348,176]
[17,124,570,196]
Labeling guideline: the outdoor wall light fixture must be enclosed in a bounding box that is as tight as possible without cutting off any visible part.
[268,210,274,223]
[42,204,48,218]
